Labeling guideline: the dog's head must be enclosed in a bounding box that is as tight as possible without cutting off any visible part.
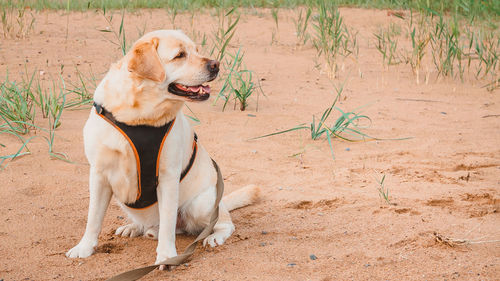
[127,30,219,102]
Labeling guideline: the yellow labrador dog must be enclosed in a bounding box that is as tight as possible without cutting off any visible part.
[66,30,260,267]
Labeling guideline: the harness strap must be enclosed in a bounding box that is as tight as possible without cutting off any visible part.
[180,133,197,181]
[93,102,198,209]
[105,159,224,281]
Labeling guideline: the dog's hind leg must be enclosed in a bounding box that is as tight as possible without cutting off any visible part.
[202,202,235,247]
[180,186,235,247]
[203,185,261,246]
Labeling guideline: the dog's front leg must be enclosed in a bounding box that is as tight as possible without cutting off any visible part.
[155,173,179,269]
[66,167,112,258]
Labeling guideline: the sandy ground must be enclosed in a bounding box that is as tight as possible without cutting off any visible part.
[0,8,499,281]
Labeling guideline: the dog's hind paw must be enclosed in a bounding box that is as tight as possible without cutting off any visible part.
[115,223,143,237]
[145,226,158,240]
[203,232,229,247]
[66,242,95,258]
[203,222,234,247]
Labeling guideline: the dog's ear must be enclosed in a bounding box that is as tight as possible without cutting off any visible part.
[128,37,166,83]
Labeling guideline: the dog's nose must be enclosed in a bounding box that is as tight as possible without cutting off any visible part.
[207,60,220,73]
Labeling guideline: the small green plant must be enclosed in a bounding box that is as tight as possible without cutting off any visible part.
[99,8,127,55]
[374,173,392,205]
[474,29,499,85]
[65,66,96,108]
[402,11,431,84]
[345,28,359,60]
[429,14,464,79]
[374,28,401,67]
[270,7,279,45]
[32,76,66,126]
[0,71,35,135]
[293,7,312,46]
[216,48,256,111]
[230,69,254,111]
[0,71,70,169]
[252,81,378,159]
[1,3,35,39]
[210,7,240,62]
[167,4,179,29]
[43,81,70,162]
[312,2,353,78]
[271,7,279,29]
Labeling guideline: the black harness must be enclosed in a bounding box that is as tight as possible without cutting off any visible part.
[93,103,198,209]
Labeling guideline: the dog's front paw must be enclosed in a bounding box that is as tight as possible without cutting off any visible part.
[115,223,143,237]
[66,242,96,258]
[155,254,177,271]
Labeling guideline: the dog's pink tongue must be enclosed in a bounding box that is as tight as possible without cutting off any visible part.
[187,85,201,92]
[176,84,211,94]
[187,85,211,94]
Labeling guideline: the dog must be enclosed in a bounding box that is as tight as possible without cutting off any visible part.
[66,30,260,268]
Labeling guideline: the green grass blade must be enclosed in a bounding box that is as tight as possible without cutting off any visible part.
[250,124,309,140]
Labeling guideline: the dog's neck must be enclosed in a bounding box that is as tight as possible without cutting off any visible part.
[93,61,184,127]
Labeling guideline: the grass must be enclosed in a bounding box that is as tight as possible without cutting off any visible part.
[1,0,499,21]
[0,66,94,169]
[374,173,392,205]
[312,2,357,78]
[215,48,256,111]
[433,231,500,247]
[270,7,279,45]
[402,11,431,84]
[1,2,35,39]
[43,82,70,162]
[166,2,180,29]
[99,7,128,56]
[252,81,380,159]
[429,14,460,79]
[473,30,500,85]
[374,27,401,67]
[65,66,96,109]
[293,7,312,46]
[231,69,255,111]
[370,9,499,85]
[33,77,66,129]
[0,71,35,135]
[210,7,240,63]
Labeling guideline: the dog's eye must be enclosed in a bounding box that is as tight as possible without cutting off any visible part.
[174,51,186,59]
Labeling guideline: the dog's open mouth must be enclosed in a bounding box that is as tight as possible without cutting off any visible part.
[168,83,211,101]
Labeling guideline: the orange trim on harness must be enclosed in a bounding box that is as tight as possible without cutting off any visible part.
[95,108,144,201]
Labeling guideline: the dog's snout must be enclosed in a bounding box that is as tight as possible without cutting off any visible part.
[207,60,220,74]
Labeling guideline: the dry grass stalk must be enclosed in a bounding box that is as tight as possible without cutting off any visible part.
[433,231,500,247]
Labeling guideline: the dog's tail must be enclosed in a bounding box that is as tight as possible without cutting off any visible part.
[222,184,261,211]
